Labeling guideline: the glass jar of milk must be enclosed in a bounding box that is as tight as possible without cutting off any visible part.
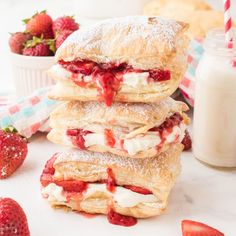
[193,29,236,167]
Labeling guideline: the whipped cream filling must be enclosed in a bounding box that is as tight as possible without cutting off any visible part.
[51,64,151,87]
[42,183,67,202]
[42,183,157,208]
[80,123,186,155]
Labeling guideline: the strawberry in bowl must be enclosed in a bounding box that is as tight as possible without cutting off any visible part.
[9,11,79,98]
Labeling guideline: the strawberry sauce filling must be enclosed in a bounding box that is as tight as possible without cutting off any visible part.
[66,113,184,153]
[41,159,151,227]
[104,129,116,148]
[40,159,152,195]
[59,60,171,106]
[66,129,92,150]
[149,112,183,149]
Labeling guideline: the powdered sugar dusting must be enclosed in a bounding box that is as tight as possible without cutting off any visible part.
[62,16,181,49]
[54,144,181,178]
[56,16,186,67]
[67,97,183,123]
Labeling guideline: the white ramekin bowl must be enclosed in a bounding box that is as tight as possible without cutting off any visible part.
[10,53,55,98]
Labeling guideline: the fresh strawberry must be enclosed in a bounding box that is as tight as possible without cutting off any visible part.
[24,10,53,39]
[23,36,55,56]
[8,32,32,54]
[182,220,224,236]
[0,198,30,236]
[23,43,50,56]
[0,128,28,179]
[56,30,73,49]
[182,130,192,151]
[52,16,79,34]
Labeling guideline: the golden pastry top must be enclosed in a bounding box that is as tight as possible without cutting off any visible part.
[56,16,189,70]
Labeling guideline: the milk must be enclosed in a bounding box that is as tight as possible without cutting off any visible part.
[193,29,236,167]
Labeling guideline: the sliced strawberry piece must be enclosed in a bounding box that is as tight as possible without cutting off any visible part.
[123,185,152,195]
[107,209,137,227]
[55,180,88,193]
[182,220,224,236]
[59,60,95,75]
[149,69,171,82]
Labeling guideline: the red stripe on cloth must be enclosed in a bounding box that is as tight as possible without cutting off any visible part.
[181,78,191,88]
[30,96,40,105]
[30,123,41,134]
[187,55,193,63]
[9,105,20,114]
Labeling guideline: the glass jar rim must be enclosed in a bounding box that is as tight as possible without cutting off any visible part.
[204,28,236,56]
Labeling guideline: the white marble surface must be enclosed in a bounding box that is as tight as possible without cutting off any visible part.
[0,133,235,235]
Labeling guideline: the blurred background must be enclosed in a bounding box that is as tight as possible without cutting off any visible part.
[0,0,235,96]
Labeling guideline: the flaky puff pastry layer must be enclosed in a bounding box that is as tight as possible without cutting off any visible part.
[47,98,189,158]
[56,16,189,70]
[44,144,183,218]
[48,67,184,104]
[49,16,189,103]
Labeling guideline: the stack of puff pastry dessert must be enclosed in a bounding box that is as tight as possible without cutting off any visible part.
[41,16,190,226]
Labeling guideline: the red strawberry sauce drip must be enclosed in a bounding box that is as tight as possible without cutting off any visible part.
[107,209,137,227]
[59,60,171,106]
[104,129,116,148]
[106,168,116,193]
[66,129,92,150]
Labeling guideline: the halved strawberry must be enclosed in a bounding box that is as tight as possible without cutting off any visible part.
[182,220,224,236]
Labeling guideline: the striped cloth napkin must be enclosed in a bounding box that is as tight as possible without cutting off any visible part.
[179,39,204,106]
[0,87,58,138]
